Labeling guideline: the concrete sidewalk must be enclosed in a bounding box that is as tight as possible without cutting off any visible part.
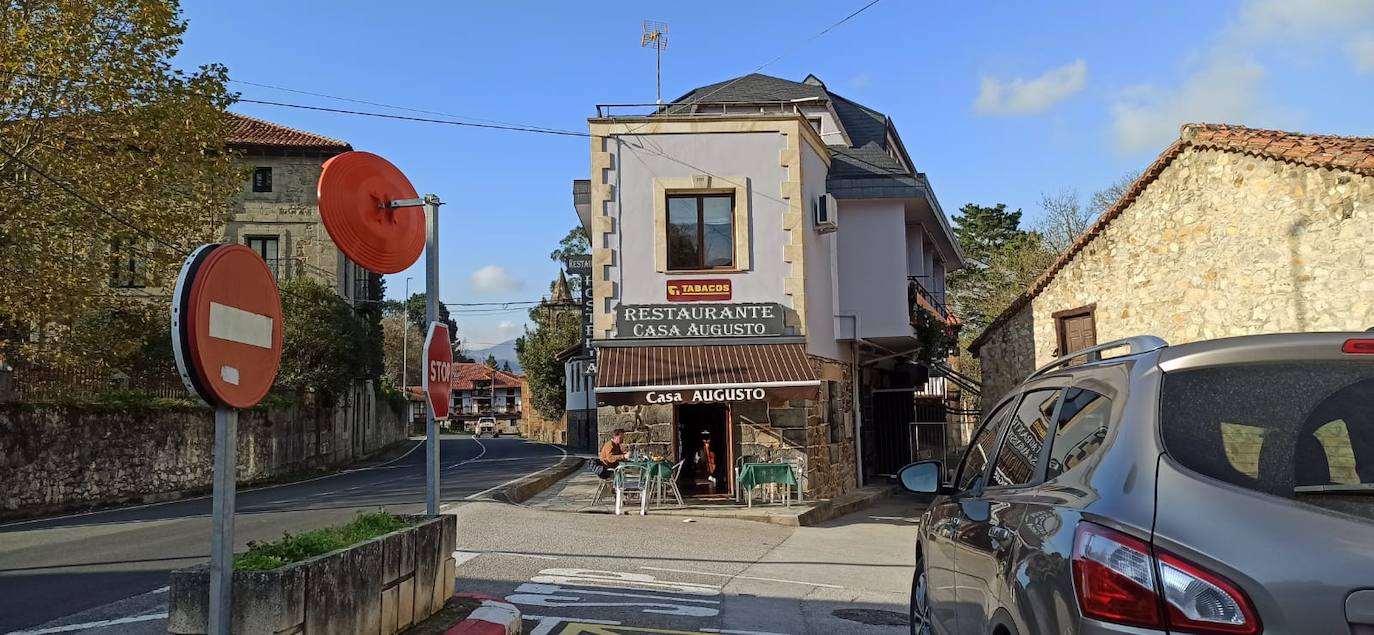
[525,467,896,526]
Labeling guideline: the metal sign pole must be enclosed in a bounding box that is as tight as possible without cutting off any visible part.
[209,406,238,635]
[424,194,442,515]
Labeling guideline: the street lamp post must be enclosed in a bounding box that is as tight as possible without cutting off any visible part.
[402,276,414,388]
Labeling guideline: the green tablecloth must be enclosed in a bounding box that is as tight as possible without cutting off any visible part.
[738,463,797,490]
[619,460,673,479]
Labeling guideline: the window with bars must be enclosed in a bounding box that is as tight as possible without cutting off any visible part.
[252,167,272,192]
[109,239,147,288]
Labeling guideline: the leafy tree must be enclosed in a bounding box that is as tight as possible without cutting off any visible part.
[381,314,422,387]
[516,304,580,420]
[947,204,1055,372]
[278,278,366,404]
[499,360,512,373]
[483,353,499,369]
[0,0,240,363]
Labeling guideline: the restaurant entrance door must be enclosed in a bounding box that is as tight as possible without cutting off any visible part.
[676,403,731,497]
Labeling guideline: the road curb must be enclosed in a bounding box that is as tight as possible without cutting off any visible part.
[485,457,586,504]
[443,593,520,634]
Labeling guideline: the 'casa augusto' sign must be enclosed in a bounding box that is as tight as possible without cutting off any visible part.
[615,302,786,339]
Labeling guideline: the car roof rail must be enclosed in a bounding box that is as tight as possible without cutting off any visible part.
[1025,335,1169,382]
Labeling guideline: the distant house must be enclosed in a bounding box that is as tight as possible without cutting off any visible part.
[450,364,523,434]
[970,123,1374,405]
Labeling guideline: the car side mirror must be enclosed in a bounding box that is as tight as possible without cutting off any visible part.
[898,460,944,494]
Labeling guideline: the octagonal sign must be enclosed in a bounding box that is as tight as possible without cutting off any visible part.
[423,322,452,420]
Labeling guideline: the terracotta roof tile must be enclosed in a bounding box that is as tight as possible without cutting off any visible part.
[969,123,1374,353]
[451,363,522,391]
[225,113,351,151]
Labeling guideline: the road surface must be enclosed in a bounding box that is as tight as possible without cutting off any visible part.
[0,435,567,633]
[453,497,921,635]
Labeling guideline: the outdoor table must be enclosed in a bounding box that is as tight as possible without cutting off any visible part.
[738,462,799,508]
[614,460,671,515]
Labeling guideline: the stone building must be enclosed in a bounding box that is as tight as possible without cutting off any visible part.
[970,123,1374,405]
[579,73,963,499]
[449,363,523,434]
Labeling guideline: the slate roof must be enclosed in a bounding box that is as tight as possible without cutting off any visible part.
[225,113,351,152]
[968,123,1374,353]
[671,73,920,198]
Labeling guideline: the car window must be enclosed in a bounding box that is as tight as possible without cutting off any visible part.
[989,389,1060,487]
[956,405,1011,493]
[1160,362,1374,507]
[1046,387,1115,479]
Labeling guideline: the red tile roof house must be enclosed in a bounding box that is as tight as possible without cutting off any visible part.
[450,364,524,434]
[969,123,1374,405]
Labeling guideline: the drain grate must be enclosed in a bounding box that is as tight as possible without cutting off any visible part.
[832,608,909,626]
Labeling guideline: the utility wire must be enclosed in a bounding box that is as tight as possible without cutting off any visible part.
[236,99,591,137]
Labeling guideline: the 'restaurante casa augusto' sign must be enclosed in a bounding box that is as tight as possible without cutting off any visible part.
[615,303,786,339]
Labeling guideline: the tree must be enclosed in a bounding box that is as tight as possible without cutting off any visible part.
[947,204,1056,372]
[548,226,589,296]
[278,278,366,404]
[499,360,512,373]
[516,304,580,420]
[1,0,240,363]
[381,314,422,387]
[1037,171,1142,253]
[483,353,499,369]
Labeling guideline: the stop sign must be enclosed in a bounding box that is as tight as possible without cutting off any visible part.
[423,322,453,420]
[171,244,284,409]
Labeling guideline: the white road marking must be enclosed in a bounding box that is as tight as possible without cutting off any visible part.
[504,593,717,617]
[207,302,273,348]
[7,612,168,634]
[496,552,561,560]
[638,566,844,590]
[464,444,571,500]
[702,629,792,635]
[524,615,621,635]
[532,569,720,596]
[150,586,168,594]
[445,437,487,469]
[453,550,482,566]
[514,583,720,605]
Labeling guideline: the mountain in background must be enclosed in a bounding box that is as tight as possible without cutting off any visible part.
[468,338,522,374]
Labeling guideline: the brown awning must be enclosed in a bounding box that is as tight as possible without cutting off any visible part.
[595,343,819,407]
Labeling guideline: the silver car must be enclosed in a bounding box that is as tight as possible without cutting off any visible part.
[900,332,1374,635]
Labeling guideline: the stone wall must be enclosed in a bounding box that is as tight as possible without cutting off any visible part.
[975,304,1037,406]
[977,147,1374,404]
[520,376,567,445]
[0,392,407,517]
[594,355,858,499]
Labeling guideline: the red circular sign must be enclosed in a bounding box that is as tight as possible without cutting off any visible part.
[424,323,453,420]
[181,245,284,409]
[317,151,424,274]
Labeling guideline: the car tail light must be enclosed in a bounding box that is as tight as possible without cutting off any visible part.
[1072,522,1260,634]
[1343,338,1374,354]
[1072,523,1162,628]
[1157,553,1260,634]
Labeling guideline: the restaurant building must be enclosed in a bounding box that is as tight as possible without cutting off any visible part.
[576,73,963,499]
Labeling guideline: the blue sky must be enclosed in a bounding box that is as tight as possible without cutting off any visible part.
[175,0,1374,349]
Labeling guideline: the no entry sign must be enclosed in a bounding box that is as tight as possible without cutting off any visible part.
[423,322,452,420]
[171,244,284,409]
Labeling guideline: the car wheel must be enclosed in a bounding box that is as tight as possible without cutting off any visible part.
[910,553,932,635]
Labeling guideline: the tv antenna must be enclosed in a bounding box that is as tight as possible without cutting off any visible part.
[641,20,668,105]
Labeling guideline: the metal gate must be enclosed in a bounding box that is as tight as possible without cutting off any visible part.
[870,391,914,476]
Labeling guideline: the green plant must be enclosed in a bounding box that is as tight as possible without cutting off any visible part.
[277,278,367,405]
[234,511,413,571]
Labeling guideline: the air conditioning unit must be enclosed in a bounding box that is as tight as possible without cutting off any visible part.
[814,193,838,234]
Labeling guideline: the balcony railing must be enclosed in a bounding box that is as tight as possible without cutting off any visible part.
[908,276,953,323]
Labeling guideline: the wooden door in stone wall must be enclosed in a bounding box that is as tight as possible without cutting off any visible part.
[1054,305,1098,357]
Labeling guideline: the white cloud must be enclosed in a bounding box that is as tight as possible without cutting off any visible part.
[849,73,872,90]
[1351,33,1374,72]
[469,265,523,294]
[973,60,1087,116]
[1111,59,1266,153]
[494,320,522,339]
[1231,0,1374,42]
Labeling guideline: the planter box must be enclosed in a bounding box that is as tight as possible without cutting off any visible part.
[168,515,456,635]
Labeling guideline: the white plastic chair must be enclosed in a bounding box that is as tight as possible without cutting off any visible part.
[783,454,807,502]
[656,459,686,507]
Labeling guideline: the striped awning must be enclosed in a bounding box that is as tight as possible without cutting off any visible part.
[595,343,819,406]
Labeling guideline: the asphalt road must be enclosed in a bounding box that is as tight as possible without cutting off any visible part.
[0,435,568,634]
[452,497,922,635]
